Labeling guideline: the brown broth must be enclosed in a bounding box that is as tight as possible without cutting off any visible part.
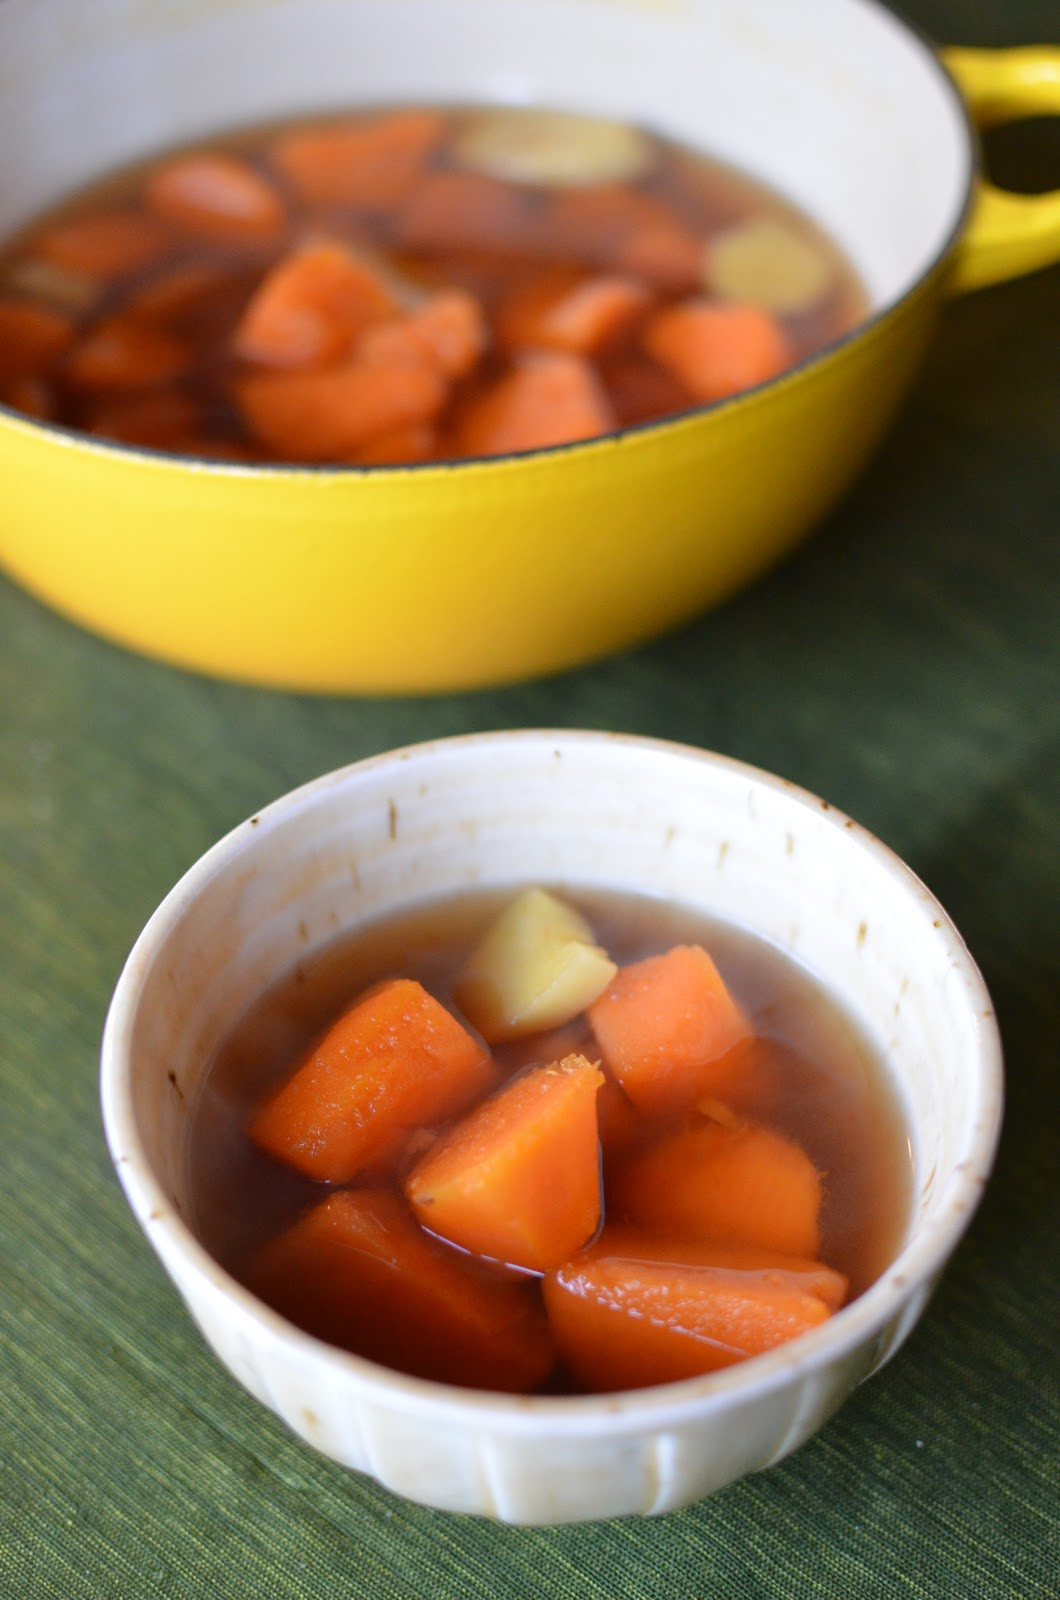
[187,887,912,1391]
[0,105,867,461]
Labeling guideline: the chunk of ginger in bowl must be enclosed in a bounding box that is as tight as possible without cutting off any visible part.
[453,887,617,1042]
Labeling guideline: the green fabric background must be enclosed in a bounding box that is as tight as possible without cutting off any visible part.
[1,3,1057,1594]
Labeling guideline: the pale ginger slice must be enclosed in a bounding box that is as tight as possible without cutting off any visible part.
[3,257,100,315]
[451,107,651,188]
[705,216,835,317]
[454,888,617,1042]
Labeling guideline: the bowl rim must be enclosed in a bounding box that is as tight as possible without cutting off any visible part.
[100,729,1004,1432]
[1,0,977,476]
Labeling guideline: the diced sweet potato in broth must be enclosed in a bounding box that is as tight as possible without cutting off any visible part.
[0,105,866,460]
[188,886,910,1395]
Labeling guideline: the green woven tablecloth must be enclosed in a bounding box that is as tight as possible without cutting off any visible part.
[2,3,1057,1593]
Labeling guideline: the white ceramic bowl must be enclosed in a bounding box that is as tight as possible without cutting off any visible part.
[100,732,1003,1523]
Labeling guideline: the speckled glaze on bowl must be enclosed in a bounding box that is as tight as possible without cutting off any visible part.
[100,732,1003,1523]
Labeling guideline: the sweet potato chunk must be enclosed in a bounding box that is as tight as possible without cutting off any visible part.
[643,298,792,403]
[236,351,446,461]
[86,387,202,449]
[538,183,673,263]
[497,270,650,356]
[601,351,691,427]
[588,944,754,1115]
[248,1188,554,1392]
[594,1072,642,1160]
[271,110,447,209]
[146,154,285,243]
[610,1115,823,1257]
[32,210,170,278]
[0,376,55,419]
[394,169,535,256]
[454,350,616,457]
[0,298,73,378]
[62,315,192,390]
[251,978,494,1182]
[125,263,236,324]
[615,222,702,292]
[356,289,488,382]
[352,421,438,466]
[405,1054,604,1272]
[544,1227,847,1391]
[233,242,399,368]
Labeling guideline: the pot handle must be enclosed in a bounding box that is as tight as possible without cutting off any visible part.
[942,45,1060,293]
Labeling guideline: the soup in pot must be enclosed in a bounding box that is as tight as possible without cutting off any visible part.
[0,105,867,463]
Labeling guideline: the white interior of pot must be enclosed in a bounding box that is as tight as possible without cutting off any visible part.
[1,0,969,309]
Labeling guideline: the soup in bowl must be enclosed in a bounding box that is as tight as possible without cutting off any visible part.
[0,0,1056,690]
[100,731,1003,1522]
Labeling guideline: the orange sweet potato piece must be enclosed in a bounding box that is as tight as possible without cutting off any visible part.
[125,263,234,323]
[394,169,535,256]
[544,1227,847,1391]
[357,289,487,381]
[595,1071,642,1159]
[233,242,399,368]
[614,222,702,292]
[248,1188,554,1392]
[251,978,495,1181]
[62,314,191,390]
[410,288,489,377]
[455,350,616,458]
[610,1115,823,1257]
[0,375,55,419]
[497,269,650,357]
[511,164,700,289]
[601,352,692,427]
[237,350,447,461]
[405,1054,604,1272]
[352,421,438,466]
[86,387,201,448]
[538,184,677,269]
[0,298,73,378]
[271,110,447,209]
[588,944,754,1116]
[32,209,171,278]
[146,153,285,243]
[643,298,792,403]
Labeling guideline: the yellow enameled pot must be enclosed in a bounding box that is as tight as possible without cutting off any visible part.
[0,1,1057,693]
